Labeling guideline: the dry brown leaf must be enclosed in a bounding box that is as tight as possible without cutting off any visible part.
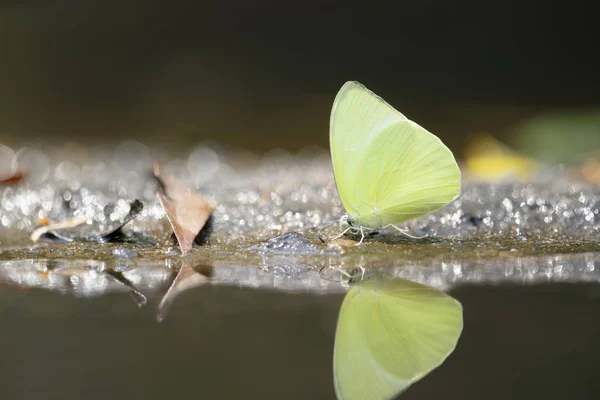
[0,171,26,185]
[153,161,215,255]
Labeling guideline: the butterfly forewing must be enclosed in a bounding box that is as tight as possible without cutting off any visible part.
[330,81,407,217]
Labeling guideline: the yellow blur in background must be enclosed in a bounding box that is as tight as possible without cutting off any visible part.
[463,134,538,182]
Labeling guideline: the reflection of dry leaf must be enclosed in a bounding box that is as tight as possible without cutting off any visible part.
[153,161,215,255]
[156,259,214,322]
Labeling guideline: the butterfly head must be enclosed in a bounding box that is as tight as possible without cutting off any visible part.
[339,215,355,230]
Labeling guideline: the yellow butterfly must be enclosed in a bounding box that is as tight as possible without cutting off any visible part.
[330,82,461,243]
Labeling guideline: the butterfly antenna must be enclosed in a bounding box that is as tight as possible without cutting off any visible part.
[319,266,368,288]
[388,224,427,239]
[318,266,353,283]
[316,220,336,242]
[329,226,354,241]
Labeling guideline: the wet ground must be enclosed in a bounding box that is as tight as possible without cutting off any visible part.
[1,143,600,399]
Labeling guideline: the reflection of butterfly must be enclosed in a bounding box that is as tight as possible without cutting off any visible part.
[330,82,461,243]
[334,277,463,400]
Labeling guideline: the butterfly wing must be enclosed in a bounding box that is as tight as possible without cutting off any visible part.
[330,81,407,217]
[354,119,461,227]
[334,278,463,400]
[330,82,460,227]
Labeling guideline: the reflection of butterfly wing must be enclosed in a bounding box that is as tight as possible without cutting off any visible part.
[330,82,460,228]
[334,278,463,400]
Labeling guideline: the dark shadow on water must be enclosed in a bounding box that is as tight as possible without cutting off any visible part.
[1,282,600,399]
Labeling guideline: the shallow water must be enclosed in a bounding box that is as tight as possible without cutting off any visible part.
[1,143,600,399]
[1,281,600,400]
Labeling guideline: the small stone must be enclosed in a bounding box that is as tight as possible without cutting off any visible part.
[113,248,137,259]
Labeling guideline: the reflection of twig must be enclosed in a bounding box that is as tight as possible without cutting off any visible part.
[156,258,214,322]
[104,269,147,307]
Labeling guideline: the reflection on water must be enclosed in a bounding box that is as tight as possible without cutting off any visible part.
[155,262,466,398]
[1,277,599,399]
[333,276,462,400]
[0,254,599,400]
[2,251,600,302]
[156,259,213,322]
[0,258,174,300]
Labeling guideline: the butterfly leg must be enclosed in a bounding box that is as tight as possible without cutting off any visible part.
[318,266,352,281]
[387,224,426,239]
[357,265,366,280]
[316,221,336,242]
[318,266,362,288]
[355,226,366,245]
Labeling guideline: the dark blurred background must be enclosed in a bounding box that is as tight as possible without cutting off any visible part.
[1,0,598,155]
[2,3,600,398]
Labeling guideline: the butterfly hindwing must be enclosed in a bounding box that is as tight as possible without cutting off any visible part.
[330,81,407,217]
[355,120,461,226]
